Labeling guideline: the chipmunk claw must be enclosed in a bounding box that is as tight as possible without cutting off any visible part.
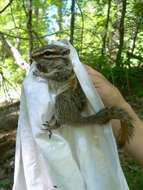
[42,121,53,139]
[33,69,41,77]
[43,120,49,125]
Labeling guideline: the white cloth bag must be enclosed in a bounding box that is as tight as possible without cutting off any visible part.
[12,41,129,190]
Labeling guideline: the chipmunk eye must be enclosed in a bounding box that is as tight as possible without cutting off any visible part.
[37,64,42,70]
[62,49,70,56]
[44,51,51,56]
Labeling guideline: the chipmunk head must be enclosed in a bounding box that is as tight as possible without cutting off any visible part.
[32,44,73,81]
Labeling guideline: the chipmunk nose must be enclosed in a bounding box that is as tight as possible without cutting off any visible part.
[55,65,63,69]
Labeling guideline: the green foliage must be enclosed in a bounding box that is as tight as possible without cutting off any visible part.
[101,67,143,97]
[0,178,11,188]
[0,0,142,89]
[122,159,143,190]
[0,0,142,98]
[125,170,143,190]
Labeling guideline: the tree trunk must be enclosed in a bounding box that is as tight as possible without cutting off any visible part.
[27,0,33,64]
[116,0,127,67]
[101,0,112,55]
[70,0,76,45]
[131,22,139,54]
[58,2,62,31]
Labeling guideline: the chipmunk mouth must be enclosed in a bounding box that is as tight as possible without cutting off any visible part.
[53,68,74,82]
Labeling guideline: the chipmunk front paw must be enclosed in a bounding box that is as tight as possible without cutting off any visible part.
[33,69,41,77]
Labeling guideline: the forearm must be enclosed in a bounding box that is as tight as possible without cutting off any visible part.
[86,65,143,165]
[124,104,143,166]
[120,102,142,126]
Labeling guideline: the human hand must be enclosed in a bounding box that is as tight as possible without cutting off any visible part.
[85,65,127,108]
[86,66,143,165]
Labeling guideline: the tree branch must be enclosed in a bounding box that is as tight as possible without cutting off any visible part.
[0,32,30,71]
[0,30,68,40]
[127,51,143,62]
[0,0,13,14]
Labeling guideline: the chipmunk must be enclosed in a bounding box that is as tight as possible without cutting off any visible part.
[32,44,134,148]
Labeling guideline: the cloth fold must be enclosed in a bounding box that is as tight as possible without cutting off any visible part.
[12,41,129,190]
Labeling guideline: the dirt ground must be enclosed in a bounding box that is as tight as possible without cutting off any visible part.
[0,101,19,190]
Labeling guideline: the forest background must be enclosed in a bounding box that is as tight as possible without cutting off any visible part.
[0,0,143,189]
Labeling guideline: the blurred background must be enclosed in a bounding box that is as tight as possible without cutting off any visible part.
[0,0,143,189]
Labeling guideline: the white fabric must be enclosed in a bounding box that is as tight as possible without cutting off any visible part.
[12,41,129,190]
